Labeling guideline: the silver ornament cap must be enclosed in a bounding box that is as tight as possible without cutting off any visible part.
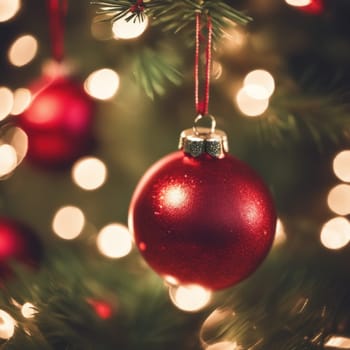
[178,115,229,158]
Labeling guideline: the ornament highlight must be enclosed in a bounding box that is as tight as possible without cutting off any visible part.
[129,120,276,290]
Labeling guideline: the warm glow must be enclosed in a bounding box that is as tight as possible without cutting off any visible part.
[0,86,14,121]
[21,303,37,319]
[206,342,240,350]
[285,0,312,7]
[72,157,107,191]
[8,34,38,67]
[274,218,287,246]
[212,61,223,80]
[235,88,269,117]
[164,186,187,208]
[327,184,350,216]
[169,284,212,312]
[243,69,275,99]
[325,336,350,348]
[84,68,120,100]
[0,310,16,340]
[97,223,133,258]
[112,15,149,40]
[0,144,18,177]
[0,0,20,22]
[52,206,85,240]
[333,150,350,182]
[320,217,350,250]
[8,127,28,165]
[11,88,31,115]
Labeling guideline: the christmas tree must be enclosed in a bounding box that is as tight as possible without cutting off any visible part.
[0,0,350,349]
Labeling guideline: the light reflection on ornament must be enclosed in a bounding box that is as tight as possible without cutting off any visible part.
[97,223,133,258]
[0,87,14,121]
[72,157,107,191]
[333,150,350,183]
[327,184,350,216]
[0,310,16,339]
[11,88,31,115]
[0,144,17,177]
[21,302,37,318]
[84,68,120,100]
[169,284,212,312]
[0,0,21,22]
[8,34,38,67]
[112,15,149,40]
[320,217,350,250]
[163,186,187,209]
[235,88,269,117]
[52,206,85,240]
[243,69,275,100]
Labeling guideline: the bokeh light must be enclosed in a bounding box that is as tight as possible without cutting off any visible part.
[169,284,212,312]
[0,0,21,22]
[206,342,239,350]
[21,302,37,319]
[112,15,149,40]
[84,68,120,100]
[327,184,350,216]
[72,157,107,191]
[0,144,18,177]
[0,87,14,121]
[8,34,38,67]
[7,127,28,165]
[11,88,31,115]
[285,0,312,6]
[243,69,275,99]
[274,218,287,246]
[333,150,350,182]
[235,88,269,117]
[0,310,16,340]
[97,223,133,258]
[320,217,350,250]
[52,206,85,240]
[324,336,350,349]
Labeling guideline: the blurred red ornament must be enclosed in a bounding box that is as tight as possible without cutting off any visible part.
[292,0,324,14]
[0,218,42,280]
[87,299,113,320]
[19,76,95,169]
[129,126,276,290]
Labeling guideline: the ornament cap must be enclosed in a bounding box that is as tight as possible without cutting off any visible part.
[179,127,229,158]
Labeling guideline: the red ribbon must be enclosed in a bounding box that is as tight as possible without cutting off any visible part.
[194,12,213,116]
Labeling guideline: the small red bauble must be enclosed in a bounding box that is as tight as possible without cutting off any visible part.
[19,76,95,169]
[129,126,276,290]
[0,218,42,280]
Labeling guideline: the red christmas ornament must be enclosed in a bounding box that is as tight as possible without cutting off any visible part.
[0,218,42,280]
[293,0,324,14]
[129,122,276,290]
[19,76,95,169]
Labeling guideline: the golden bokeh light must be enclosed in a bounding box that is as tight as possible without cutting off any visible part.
[285,0,312,7]
[112,15,149,40]
[235,88,269,117]
[0,86,14,121]
[206,342,239,350]
[274,218,287,246]
[169,284,212,312]
[0,144,18,177]
[333,150,350,182]
[0,310,16,340]
[0,0,21,22]
[8,34,38,67]
[11,88,31,115]
[327,184,350,216]
[72,157,107,191]
[324,336,350,349]
[320,217,350,250]
[84,68,120,100]
[243,69,275,99]
[21,303,37,319]
[52,206,85,240]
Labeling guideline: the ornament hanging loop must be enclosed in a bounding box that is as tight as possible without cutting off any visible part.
[193,114,216,136]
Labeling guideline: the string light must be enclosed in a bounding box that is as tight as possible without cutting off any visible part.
[21,302,37,318]
[11,88,31,115]
[112,15,149,40]
[243,69,275,100]
[0,310,16,340]
[327,184,350,216]
[285,0,312,7]
[8,34,38,67]
[0,0,21,22]
[97,223,133,258]
[324,336,350,349]
[169,284,212,312]
[52,206,85,240]
[72,157,107,191]
[235,88,269,117]
[320,217,350,250]
[0,87,14,121]
[0,144,18,177]
[84,68,120,100]
[333,150,350,182]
